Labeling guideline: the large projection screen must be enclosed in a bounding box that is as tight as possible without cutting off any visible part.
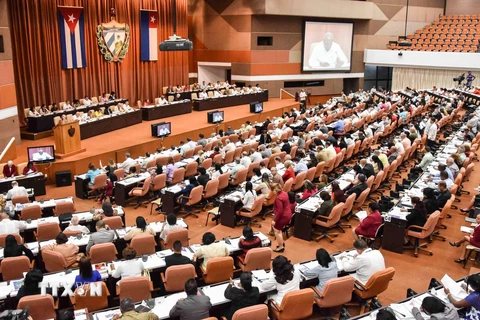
[302,21,354,72]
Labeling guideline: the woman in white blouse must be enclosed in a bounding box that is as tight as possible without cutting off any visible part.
[237,181,256,210]
[261,255,301,305]
[211,163,223,180]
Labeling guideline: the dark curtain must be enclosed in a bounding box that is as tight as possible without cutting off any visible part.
[8,0,189,125]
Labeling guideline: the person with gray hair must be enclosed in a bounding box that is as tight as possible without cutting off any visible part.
[86,220,115,252]
[6,180,28,199]
[65,216,90,234]
[119,152,135,174]
[446,157,459,178]
[230,157,245,179]
[112,298,159,320]
[308,32,349,69]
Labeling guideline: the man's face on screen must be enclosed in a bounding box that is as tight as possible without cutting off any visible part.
[323,33,334,51]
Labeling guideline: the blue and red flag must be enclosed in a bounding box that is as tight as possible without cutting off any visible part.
[57,6,86,69]
[140,10,159,61]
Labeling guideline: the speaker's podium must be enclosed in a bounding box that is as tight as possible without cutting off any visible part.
[53,120,86,159]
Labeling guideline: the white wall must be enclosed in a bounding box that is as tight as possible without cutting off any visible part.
[198,66,227,84]
[364,49,480,71]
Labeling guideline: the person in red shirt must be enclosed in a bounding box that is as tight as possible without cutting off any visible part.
[450,215,480,263]
[301,180,318,200]
[352,202,382,241]
[22,162,38,175]
[282,161,295,182]
[271,184,292,253]
[3,161,17,178]
[238,226,261,260]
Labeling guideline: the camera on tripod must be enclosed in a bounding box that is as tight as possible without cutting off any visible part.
[453,73,466,86]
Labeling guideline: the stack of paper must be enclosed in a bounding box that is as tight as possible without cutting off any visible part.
[252,269,270,281]
[461,226,474,233]
[151,292,187,319]
[355,211,368,221]
[441,274,468,301]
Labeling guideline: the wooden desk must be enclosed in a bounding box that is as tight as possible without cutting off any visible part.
[382,217,408,254]
[0,173,46,196]
[220,199,239,228]
[192,91,268,111]
[27,99,127,133]
[141,100,191,121]
[294,209,315,241]
[80,110,142,139]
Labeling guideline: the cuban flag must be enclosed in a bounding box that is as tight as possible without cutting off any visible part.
[140,10,158,61]
[58,6,86,69]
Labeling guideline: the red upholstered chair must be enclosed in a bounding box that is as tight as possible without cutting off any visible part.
[103,216,124,230]
[161,264,196,293]
[18,295,56,320]
[42,250,68,272]
[70,282,109,311]
[117,276,153,303]
[35,222,61,242]
[0,234,22,247]
[89,243,118,264]
[131,234,156,256]
[1,256,34,280]
[128,176,152,209]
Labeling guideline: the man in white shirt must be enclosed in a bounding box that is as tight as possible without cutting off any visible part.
[213,90,222,98]
[299,89,307,103]
[240,152,251,169]
[400,133,411,151]
[363,124,373,138]
[199,90,208,99]
[249,149,263,163]
[83,96,92,106]
[119,153,136,174]
[229,158,245,179]
[308,32,349,69]
[427,117,438,148]
[0,213,27,235]
[186,138,196,150]
[325,141,337,161]
[63,101,73,110]
[64,216,90,234]
[224,140,236,153]
[6,181,28,199]
[158,96,168,105]
[341,239,385,285]
[179,141,191,156]
[32,149,54,161]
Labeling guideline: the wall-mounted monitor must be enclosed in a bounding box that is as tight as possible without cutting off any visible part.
[207,110,224,124]
[151,122,171,138]
[250,101,263,113]
[302,21,353,72]
[27,146,55,164]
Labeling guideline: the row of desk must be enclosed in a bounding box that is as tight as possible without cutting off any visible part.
[193,91,269,111]
[140,100,191,121]
[89,247,360,320]
[79,110,142,140]
[0,173,46,197]
[27,99,127,133]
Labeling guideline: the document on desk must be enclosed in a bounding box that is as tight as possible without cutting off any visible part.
[441,274,467,300]
[461,226,474,234]
[202,283,230,306]
[355,211,368,221]
[166,185,182,194]
[157,249,173,258]
[151,292,187,319]
[298,197,319,211]
[95,309,121,320]
[0,283,12,300]
[252,269,270,281]
[337,179,352,191]
[334,250,357,271]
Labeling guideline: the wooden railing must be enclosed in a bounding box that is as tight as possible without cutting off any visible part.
[0,137,17,164]
[280,89,295,100]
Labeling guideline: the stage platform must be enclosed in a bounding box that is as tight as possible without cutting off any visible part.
[15,98,299,181]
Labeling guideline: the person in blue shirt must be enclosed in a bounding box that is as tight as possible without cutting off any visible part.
[74,257,102,288]
[444,273,480,320]
[86,163,102,186]
[332,119,344,133]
